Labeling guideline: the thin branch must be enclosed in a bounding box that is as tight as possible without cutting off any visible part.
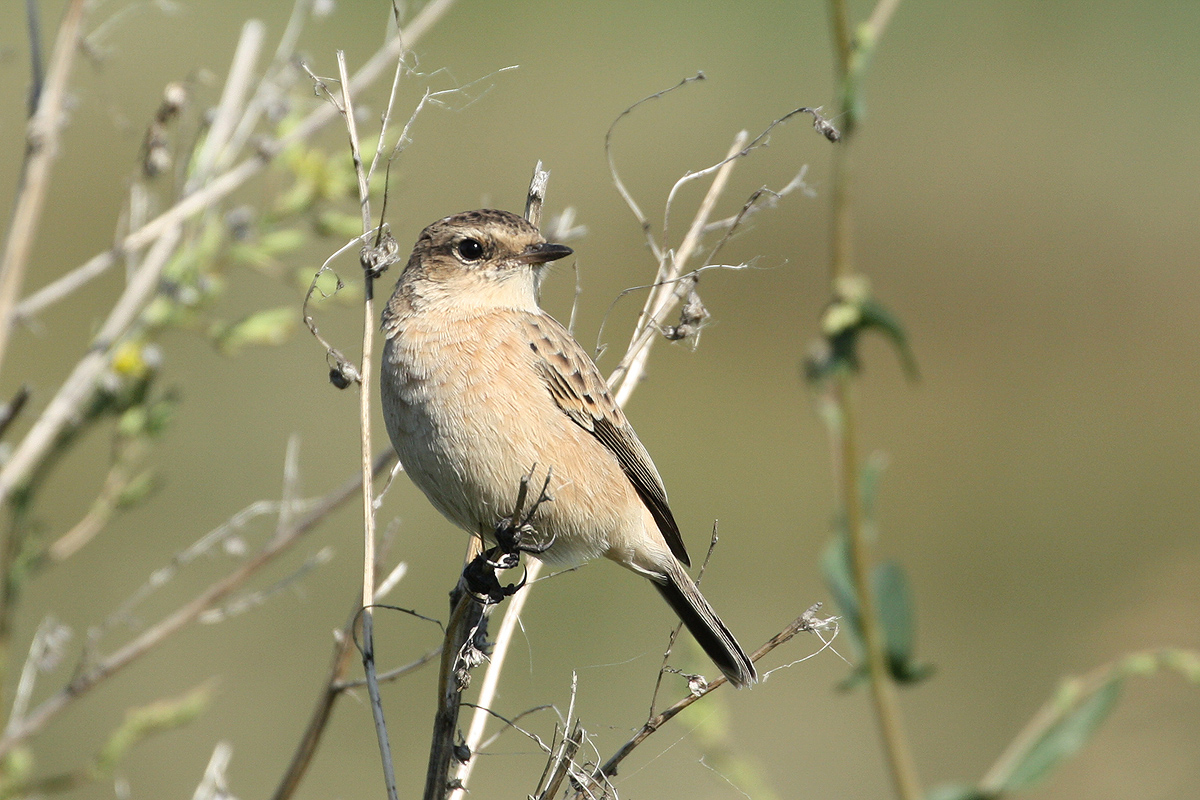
[331,45,400,800]
[192,741,234,800]
[590,605,831,783]
[0,223,182,663]
[524,161,550,227]
[271,600,363,800]
[609,132,747,406]
[185,19,265,194]
[219,0,315,173]
[0,0,88,379]
[424,584,488,800]
[11,0,458,327]
[100,498,311,637]
[4,616,64,738]
[605,73,706,265]
[864,0,904,48]
[23,0,44,117]
[0,451,395,759]
[365,7,412,186]
[447,558,544,799]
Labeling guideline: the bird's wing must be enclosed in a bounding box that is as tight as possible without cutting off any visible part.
[523,313,691,566]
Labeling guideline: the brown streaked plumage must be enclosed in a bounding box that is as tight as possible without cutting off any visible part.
[380,209,756,687]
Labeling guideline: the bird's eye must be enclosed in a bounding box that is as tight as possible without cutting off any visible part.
[456,238,484,261]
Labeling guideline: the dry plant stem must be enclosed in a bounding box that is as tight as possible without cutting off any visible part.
[0,223,180,677]
[273,606,440,800]
[865,0,904,46]
[4,615,55,738]
[335,48,400,800]
[609,132,747,405]
[47,449,140,561]
[271,603,361,800]
[593,607,824,782]
[447,558,544,799]
[604,73,707,265]
[186,20,265,193]
[0,0,87,380]
[0,451,394,760]
[425,587,486,800]
[0,0,455,533]
[11,0,458,328]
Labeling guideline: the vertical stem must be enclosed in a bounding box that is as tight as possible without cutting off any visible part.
[447,560,542,799]
[824,2,921,798]
[360,274,377,620]
[336,49,397,800]
[0,0,88,381]
[833,377,922,800]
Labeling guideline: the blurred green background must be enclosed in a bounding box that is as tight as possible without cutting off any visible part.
[0,1,1197,798]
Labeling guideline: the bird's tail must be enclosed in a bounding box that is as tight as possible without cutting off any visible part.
[653,559,757,688]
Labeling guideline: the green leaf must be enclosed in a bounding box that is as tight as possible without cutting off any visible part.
[1000,676,1124,792]
[94,681,213,777]
[857,296,920,381]
[873,560,934,684]
[257,228,307,256]
[115,470,161,510]
[821,534,862,650]
[1160,648,1200,683]
[925,784,991,800]
[318,210,368,239]
[212,307,297,354]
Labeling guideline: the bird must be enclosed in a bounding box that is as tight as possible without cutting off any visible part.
[380,208,757,687]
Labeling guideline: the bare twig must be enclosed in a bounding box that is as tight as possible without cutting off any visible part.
[424,583,488,800]
[446,558,541,798]
[23,0,45,117]
[0,451,395,759]
[590,605,831,784]
[0,0,88,379]
[185,20,265,194]
[192,741,234,800]
[525,161,550,227]
[365,5,412,186]
[0,223,181,670]
[11,0,458,327]
[604,72,706,264]
[0,386,29,443]
[327,45,401,800]
[5,616,67,738]
[219,0,315,174]
[198,546,334,624]
[608,132,747,405]
[100,497,313,637]
[271,599,361,800]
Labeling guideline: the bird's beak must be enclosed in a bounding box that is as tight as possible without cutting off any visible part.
[514,242,573,265]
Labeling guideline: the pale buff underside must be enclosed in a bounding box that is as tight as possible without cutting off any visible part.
[381,307,674,579]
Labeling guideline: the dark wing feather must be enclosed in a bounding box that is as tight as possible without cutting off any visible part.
[524,313,691,566]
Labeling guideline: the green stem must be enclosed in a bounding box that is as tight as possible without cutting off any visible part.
[824,2,922,799]
[834,377,922,800]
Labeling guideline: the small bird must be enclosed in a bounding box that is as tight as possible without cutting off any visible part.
[380,209,757,687]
